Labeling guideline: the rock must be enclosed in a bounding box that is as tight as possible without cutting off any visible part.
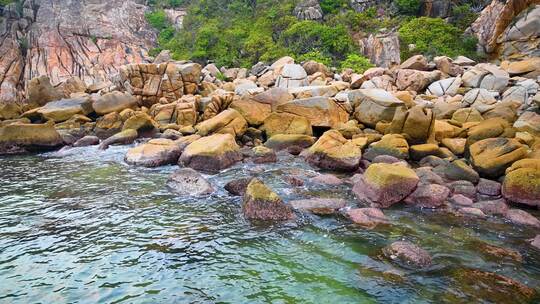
[179,134,242,172]
[252,146,277,164]
[434,56,464,76]
[195,108,247,137]
[122,112,158,132]
[293,0,323,20]
[261,112,312,137]
[426,77,462,97]
[477,178,501,197]
[382,241,432,269]
[264,134,315,151]
[26,76,63,107]
[451,108,484,124]
[441,138,466,155]
[352,89,406,128]
[462,64,509,92]
[73,135,99,147]
[92,92,138,115]
[400,55,428,70]
[505,57,540,76]
[125,139,183,167]
[161,129,183,140]
[166,168,214,196]
[415,167,445,185]
[502,159,540,207]
[472,199,509,216]
[353,163,419,208]
[309,174,343,185]
[99,129,138,150]
[364,134,409,161]
[275,64,308,88]
[443,160,480,184]
[513,111,540,136]
[276,97,349,128]
[346,208,389,228]
[466,118,514,147]
[470,138,528,178]
[458,207,487,218]
[409,144,440,161]
[201,92,235,120]
[229,96,271,126]
[505,209,540,228]
[531,235,540,250]
[395,69,441,92]
[386,105,435,144]
[290,198,346,215]
[0,122,64,154]
[359,31,401,68]
[462,89,497,114]
[474,242,522,263]
[302,130,362,172]
[449,194,474,207]
[95,112,123,139]
[404,184,450,208]
[224,177,254,196]
[302,60,330,76]
[23,97,92,123]
[242,179,295,221]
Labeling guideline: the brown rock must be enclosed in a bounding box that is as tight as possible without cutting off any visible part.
[242,179,295,221]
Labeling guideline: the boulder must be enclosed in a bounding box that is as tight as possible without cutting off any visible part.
[92,92,138,115]
[426,77,462,97]
[229,96,271,126]
[505,209,540,228]
[472,199,509,216]
[400,55,428,70]
[195,108,247,137]
[26,75,63,107]
[502,159,540,207]
[28,97,93,122]
[395,69,441,92]
[242,179,295,221]
[179,134,242,172]
[95,112,123,139]
[442,160,480,184]
[73,135,99,147]
[433,56,464,76]
[224,177,254,196]
[441,138,466,155]
[469,138,528,178]
[201,91,235,120]
[98,129,138,150]
[276,97,349,128]
[264,134,315,151]
[452,108,484,124]
[346,208,389,228]
[477,178,502,197]
[462,88,497,114]
[125,138,184,167]
[404,184,450,208]
[290,198,346,215]
[531,235,540,251]
[302,130,362,171]
[261,112,312,137]
[251,146,277,164]
[364,134,409,161]
[0,122,63,154]
[122,112,158,132]
[352,89,406,127]
[382,241,432,269]
[353,163,419,208]
[386,105,435,144]
[466,118,515,147]
[275,64,308,88]
[166,168,214,195]
[514,111,540,136]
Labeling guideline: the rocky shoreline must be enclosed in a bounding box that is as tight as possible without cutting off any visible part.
[1,52,540,299]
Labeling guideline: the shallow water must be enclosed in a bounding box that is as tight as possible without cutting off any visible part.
[1,145,539,303]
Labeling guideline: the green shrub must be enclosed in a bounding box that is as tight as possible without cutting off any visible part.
[319,0,349,15]
[340,54,374,73]
[398,17,477,59]
[297,51,332,66]
[451,4,478,30]
[396,0,421,16]
[145,10,170,30]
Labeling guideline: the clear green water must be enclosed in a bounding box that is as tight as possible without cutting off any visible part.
[1,145,539,303]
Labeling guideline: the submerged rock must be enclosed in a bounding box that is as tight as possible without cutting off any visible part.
[382,241,432,269]
[290,198,346,215]
[224,177,254,196]
[73,135,100,147]
[242,179,295,221]
[166,168,214,196]
[404,184,450,208]
[505,209,540,228]
[346,208,389,228]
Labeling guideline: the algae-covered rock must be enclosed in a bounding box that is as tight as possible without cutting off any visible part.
[353,163,419,208]
[261,112,312,137]
[386,105,435,144]
[122,112,159,132]
[195,108,248,137]
[364,134,409,161]
[290,198,346,215]
[470,138,528,178]
[179,133,242,172]
[264,134,315,151]
[502,159,540,207]
[242,179,295,221]
[0,122,63,154]
[99,129,138,150]
[166,168,214,195]
[382,241,432,269]
[302,130,362,171]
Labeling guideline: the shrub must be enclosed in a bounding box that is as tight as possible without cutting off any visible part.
[451,4,478,30]
[398,17,477,59]
[319,0,349,15]
[297,51,332,66]
[395,0,421,16]
[340,54,374,73]
[145,10,170,30]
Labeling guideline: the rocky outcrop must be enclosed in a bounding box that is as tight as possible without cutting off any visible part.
[0,122,63,154]
[359,32,401,68]
[293,0,323,20]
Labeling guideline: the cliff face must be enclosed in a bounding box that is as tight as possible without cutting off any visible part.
[0,0,157,105]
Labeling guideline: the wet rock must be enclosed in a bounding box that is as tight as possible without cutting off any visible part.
[125,139,183,167]
[224,177,254,196]
[242,179,295,221]
[470,138,527,178]
[531,235,540,251]
[449,180,477,199]
[264,134,315,151]
[302,130,362,172]
[346,208,389,229]
[443,160,480,184]
[476,178,501,197]
[99,129,138,150]
[474,241,522,263]
[382,241,432,269]
[404,184,450,208]
[458,207,486,218]
[122,112,159,132]
[0,122,64,154]
[505,209,540,228]
[73,135,99,147]
[309,174,343,186]
[179,134,242,173]
[415,167,445,185]
[502,159,540,207]
[195,108,248,137]
[252,146,277,164]
[290,198,346,215]
[472,199,509,216]
[92,92,138,115]
[166,168,214,196]
[449,194,474,207]
[353,163,419,208]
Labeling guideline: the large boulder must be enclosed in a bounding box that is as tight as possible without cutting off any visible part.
[386,105,435,144]
[166,168,214,195]
[470,138,528,178]
[26,76,63,107]
[25,97,93,122]
[261,112,312,137]
[98,129,138,150]
[395,69,441,92]
[275,64,308,88]
[92,92,138,115]
[502,159,540,207]
[125,138,184,167]
[242,179,295,221]
[229,96,272,126]
[513,111,540,136]
[264,134,315,151]
[195,108,247,137]
[122,112,159,132]
[275,97,349,128]
[426,77,462,97]
[364,134,409,161]
[353,163,419,208]
[0,122,63,154]
[301,130,362,172]
[466,117,515,147]
[462,63,509,92]
[179,134,242,172]
[352,89,406,127]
